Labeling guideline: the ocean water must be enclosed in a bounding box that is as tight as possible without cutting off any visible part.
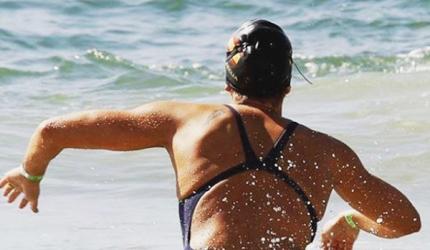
[0,0,429,249]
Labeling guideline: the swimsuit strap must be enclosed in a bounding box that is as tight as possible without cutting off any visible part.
[222,105,318,240]
[224,105,258,163]
[255,121,318,242]
[262,121,298,165]
[179,106,318,248]
[256,121,318,243]
[262,166,318,242]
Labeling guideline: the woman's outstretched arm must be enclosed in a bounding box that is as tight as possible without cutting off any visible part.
[0,101,185,213]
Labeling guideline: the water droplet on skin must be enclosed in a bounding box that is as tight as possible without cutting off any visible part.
[273,206,282,212]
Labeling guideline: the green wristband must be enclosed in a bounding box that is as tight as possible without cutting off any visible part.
[344,214,358,229]
[20,164,43,183]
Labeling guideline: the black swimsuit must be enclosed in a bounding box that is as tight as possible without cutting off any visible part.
[178,105,318,249]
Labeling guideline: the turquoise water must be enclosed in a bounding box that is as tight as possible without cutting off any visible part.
[0,0,429,249]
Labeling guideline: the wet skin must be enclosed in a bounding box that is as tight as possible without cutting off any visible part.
[0,98,421,249]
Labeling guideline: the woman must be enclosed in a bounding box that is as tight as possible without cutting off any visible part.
[0,19,420,249]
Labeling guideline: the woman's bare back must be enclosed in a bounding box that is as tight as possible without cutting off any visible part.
[170,104,334,249]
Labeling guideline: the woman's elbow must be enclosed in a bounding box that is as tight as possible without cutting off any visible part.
[37,118,65,148]
[403,215,421,235]
[34,118,66,154]
[38,118,58,138]
[389,215,421,238]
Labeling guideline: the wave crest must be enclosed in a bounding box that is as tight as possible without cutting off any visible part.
[294,47,430,78]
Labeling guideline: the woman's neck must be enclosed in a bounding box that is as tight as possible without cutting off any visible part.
[233,95,284,117]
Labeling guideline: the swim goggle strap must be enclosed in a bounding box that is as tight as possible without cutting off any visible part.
[225,38,258,63]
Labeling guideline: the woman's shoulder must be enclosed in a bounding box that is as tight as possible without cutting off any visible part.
[294,122,352,153]
[140,100,228,117]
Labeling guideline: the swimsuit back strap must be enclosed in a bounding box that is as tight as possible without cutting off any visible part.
[224,105,258,163]
[258,121,318,242]
[264,166,319,242]
[263,121,298,164]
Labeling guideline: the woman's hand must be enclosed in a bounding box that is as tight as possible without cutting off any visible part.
[0,167,40,213]
[320,213,359,250]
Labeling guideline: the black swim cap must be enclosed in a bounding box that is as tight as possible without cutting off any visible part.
[225,19,293,98]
